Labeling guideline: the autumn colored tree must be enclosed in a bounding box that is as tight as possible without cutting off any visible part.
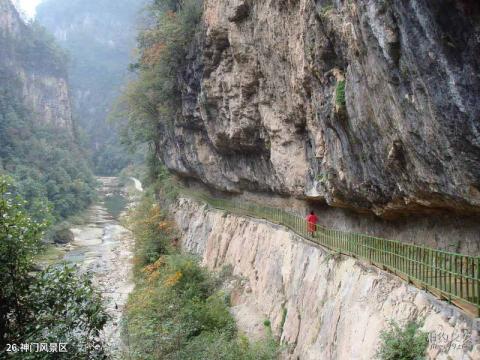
[116,0,203,149]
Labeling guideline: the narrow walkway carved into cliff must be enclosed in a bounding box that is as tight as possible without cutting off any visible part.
[179,188,480,318]
[172,196,480,359]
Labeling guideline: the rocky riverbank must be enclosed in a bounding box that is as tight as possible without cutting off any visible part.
[40,177,140,357]
[71,177,139,357]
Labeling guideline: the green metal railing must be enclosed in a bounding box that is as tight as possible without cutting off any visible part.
[181,190,480,317]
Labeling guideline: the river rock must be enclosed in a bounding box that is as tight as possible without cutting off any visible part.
[53,228,75,244]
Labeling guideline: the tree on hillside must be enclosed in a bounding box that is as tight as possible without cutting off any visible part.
[116,0,202,151]
[0,177,108,359]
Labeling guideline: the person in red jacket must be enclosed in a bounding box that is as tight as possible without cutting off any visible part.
[306,210,318,235]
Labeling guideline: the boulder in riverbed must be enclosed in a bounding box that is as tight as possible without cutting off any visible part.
[53,228,75,244]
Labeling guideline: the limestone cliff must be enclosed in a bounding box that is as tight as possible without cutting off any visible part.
[0,0,73,131]
[36,0,146,174]
[160,0,480,218]
[0,0,96,219]
[154,3,480,357]
[173,197,480,360]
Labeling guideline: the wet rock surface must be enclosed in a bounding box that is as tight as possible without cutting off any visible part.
[159,0,480,218]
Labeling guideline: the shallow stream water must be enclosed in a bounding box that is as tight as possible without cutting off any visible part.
[53,177,140,357]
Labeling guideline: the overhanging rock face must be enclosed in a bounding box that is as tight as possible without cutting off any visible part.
[160,0,480,217]
[172,197,480,360]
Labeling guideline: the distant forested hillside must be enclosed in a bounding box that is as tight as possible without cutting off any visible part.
[0,84,96,220]
[37,0,146,176]
[0,0,96,221]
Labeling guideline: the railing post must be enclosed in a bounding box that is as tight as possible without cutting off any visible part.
[368,237,372,263]
[477,257,480,316]
[468,257,472,302]
[447,253,452,298]
[444,254,448,293]
[421,245,425,286]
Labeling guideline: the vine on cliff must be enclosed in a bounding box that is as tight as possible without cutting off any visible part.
[335,80,346,108]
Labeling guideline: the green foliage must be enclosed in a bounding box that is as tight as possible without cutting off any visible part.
[0,71,96,221]
[335,80,346,107]
[0,19,68,76]
[93,140,135,176]
[123,185,279,359]
[22,266,109,359]
[127,194,176,272]
[0,177,47,349]
[0,177,108,358]
[117,0,203,149]
[376,320,428,360]
[123,254,225,358]
[104,193,128,219]
[22,21,69,74]
[150,160,180,202]
[123,253,279,360]
[172,331,279,360]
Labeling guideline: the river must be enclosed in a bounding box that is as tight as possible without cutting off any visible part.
[52,177,140,357]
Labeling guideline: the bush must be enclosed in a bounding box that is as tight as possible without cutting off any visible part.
[51,226,75,244]
[376,320,428,360]
[172,331,279,360]
[126,194,177,272]
[116,0,203,150]
[335,80,346,107]
[123,253,279,360]
[123,188,279,359]
[23,266,109,359]
[123,254,225,358]
[0,177,108,358]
